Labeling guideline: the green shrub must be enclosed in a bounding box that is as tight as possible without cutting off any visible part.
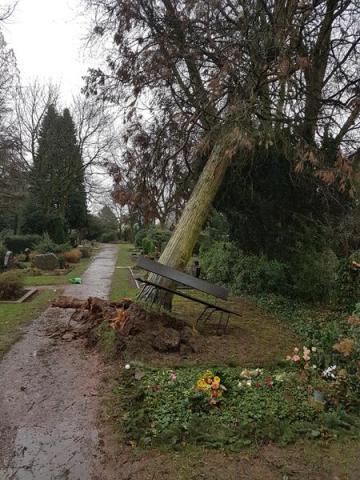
[4,234,42,254]
[291,249,339,302]
[0,271,24,300]
[136,225,171,251]
[200,241,239,285]
[147,225,171,251]
[99,231,117,243]
[142,237,156,255]
[135,229,147,248]
[334,252,360,311]
[34,237,71,254]
[232,254,289,296]
[200,242,288,295]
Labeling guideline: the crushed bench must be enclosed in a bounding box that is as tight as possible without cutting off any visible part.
[135,256,241,333]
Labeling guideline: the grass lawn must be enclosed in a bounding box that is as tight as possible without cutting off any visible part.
[23,256,93,286]
[110,243,138,300]
[0,289,58,356]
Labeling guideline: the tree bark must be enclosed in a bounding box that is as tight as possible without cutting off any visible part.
[138,139,234,309]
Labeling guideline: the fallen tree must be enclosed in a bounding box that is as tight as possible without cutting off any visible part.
[85,0,360,308]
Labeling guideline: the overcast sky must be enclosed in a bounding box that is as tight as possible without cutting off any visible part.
[2,0,95,104]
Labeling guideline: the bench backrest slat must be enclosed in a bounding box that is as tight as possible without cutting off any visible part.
[136,256,228,300]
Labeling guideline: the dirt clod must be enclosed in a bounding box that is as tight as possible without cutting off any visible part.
[152,327,181,351]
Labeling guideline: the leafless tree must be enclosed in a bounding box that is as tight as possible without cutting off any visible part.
[13,80,59,168]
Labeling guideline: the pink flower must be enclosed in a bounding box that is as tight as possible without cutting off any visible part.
[294,347,299,353]
[292,355,301,362]
[170,371,177,381]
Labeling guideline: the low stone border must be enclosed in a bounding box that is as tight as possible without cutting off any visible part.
[0,288,38,304]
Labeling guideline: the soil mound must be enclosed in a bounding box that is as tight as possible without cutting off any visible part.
[51,297,198,358]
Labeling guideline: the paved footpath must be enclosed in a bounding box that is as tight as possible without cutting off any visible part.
[0,244,118,480]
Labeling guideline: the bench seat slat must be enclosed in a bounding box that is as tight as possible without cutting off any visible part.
[135,277,241,317]
[136,256,228,300]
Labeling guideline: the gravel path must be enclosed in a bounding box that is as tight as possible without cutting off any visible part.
[0,244,118,480]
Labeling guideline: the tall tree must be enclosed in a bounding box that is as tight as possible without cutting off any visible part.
[23,105,87,241]
[0,28,23,232]
[62,108,87,232]
[85,0,360,307]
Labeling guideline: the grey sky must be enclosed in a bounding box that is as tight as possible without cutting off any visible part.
[2,0,94,104]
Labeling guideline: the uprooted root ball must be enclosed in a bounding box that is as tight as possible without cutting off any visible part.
[52,296,199,359]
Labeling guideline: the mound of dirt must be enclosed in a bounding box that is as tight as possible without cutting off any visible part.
[51,296,298,366]
[110,302,199,359]
[51,297,199,358]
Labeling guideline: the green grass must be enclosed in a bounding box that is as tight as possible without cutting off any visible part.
[0,290,58,356]
[110,243,138,300]
[23,257,93,286]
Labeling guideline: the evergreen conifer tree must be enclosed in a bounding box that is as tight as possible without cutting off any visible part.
[23,105,87,242]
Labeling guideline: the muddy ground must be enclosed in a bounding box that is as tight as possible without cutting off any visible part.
[0,244,118,480]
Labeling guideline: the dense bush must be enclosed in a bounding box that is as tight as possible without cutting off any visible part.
[334,252,360,311]
[99,231,117,243]
[135,225,171,252]
[63,249,81,263]
[4,234,42,254]
[291,249,339,302]
[33,237,71,254]
[232,255,289,296]
[134,229,147,248]
[200,235,342,302]
[0,271,24,300]
[199,241,238,285]
[142,237,156,255]
[200,242,289,295]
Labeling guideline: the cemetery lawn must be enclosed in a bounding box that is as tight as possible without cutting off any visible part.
[110,243,138,300]
[23,257,93,286]
[0,290,58,356]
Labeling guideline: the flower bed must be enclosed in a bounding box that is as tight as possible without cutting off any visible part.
[113,363,360,451]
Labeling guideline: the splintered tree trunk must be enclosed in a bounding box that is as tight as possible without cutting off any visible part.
[138,140,233,309]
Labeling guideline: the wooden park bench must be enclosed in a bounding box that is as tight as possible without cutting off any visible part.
[135,256,241,333]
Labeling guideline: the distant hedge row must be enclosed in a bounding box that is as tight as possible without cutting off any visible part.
[4,235,42,254]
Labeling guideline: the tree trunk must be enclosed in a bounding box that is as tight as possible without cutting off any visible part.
[138,139,234,309]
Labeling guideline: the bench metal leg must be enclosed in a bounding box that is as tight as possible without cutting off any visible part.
[196,306,211,327]
[203,308,217,326]
[216,312,231,334]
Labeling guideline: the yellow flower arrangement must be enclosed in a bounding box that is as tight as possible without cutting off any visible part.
[196,371,224,403]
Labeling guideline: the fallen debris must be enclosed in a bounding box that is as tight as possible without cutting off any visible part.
[51,296,198,357]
